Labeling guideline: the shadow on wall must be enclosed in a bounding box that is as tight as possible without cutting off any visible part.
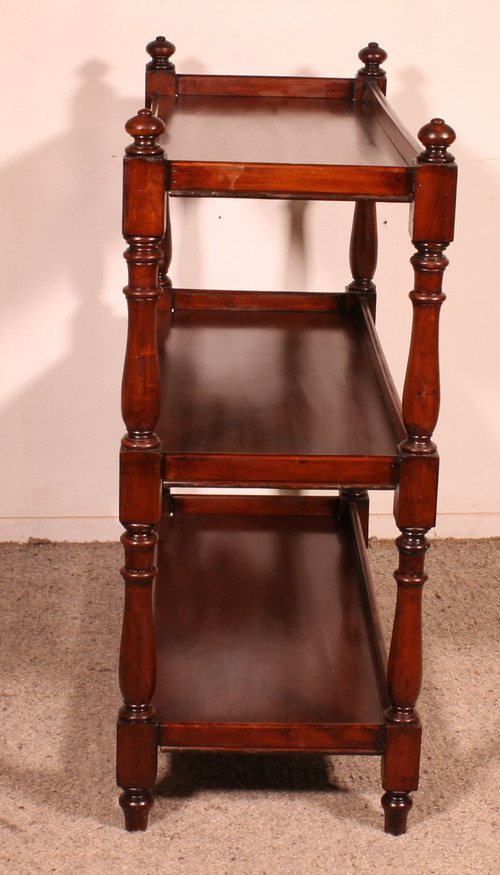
[0,59,317,532]
[0,62,143,528]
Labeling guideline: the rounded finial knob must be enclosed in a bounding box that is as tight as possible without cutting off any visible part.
[417,118,456,163]
[146,35,176,70]
[125,108,165,156]
[358,42,387,77]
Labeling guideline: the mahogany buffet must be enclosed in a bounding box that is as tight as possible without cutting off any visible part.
[117,37,457,835]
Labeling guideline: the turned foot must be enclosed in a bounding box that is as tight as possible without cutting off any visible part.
[381,791,412,835]
[119,789,154,831]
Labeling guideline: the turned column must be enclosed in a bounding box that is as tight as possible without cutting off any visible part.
[342,201,377,537]
[341,45,386,530]
[383,119,457,834]
[347,200,378,314]
[351,41,386,315]
[341,197,377,536]
[117,108,166,831]
[351,40,385,317]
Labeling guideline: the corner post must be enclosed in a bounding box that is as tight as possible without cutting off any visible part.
[354,42,387,99]
[384,119,457,834]
[349,43,387,321]
[118,108,166,831]
[145,38,176,307]
[145,35,176,109]
[343,44,387,534]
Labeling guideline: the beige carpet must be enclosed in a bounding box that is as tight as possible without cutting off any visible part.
[1,538,498,874]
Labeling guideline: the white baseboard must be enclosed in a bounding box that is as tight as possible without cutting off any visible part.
[0,514,499,543]
[0,517,122,543]
[370,514,500,539]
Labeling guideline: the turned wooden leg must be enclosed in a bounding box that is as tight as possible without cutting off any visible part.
[120,789,155,832]
[117,708,158,832]
[381,528,427,834]
[117,527,159,831]
[381,791,413,836]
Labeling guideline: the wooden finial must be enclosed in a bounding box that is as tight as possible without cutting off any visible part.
[146,35,176,71]
[125,109,165,156]
[417,118,456,164]
[358,42,387,78]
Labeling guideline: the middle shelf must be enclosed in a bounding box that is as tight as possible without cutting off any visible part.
[157,290,406,488]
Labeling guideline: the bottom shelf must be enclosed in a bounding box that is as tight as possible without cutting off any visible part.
[153,494,389,753]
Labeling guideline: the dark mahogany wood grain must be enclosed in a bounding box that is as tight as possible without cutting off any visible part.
[158,92,415,200]
[145,36,175,109]
[177,75,355,99]
[169,494,334,515]
[383,119,457,835]
[163,454,397,490]
[348,201,378,296]
[358,298,406,443]
[153,496,387,728]
[118,108,167,831]
[173,289,343,312]
[347,200,378,321]
[156,298,402,482]
[117,38,457,834]
[355,42,387,99]
[168,161,413,200]
[160,96,394,168]
[365,85,420,165]
[159,722,385,754]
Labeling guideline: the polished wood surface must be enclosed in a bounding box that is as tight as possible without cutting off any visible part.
[153,496,387,727]
[157,295,402,486]
[150,39,417,201]
[158,721,385,753]
[382,118,457,835]
[158,87,416,198]
[117,38,457,833]
[176,74,354,99]
[167,160,413,201]
[161,96,410,168]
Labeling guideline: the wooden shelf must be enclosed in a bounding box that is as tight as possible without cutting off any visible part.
[153,495,388,752]
[158,292,405,488]
[156,82,418,200]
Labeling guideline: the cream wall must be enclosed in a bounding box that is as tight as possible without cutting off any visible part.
[2,1,498,540]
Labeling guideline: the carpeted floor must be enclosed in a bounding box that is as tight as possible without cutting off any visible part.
[0,538,499,874]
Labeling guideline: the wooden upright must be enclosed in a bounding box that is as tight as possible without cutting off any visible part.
[383,117,457,834]
[117,39,457,834]
[118,107,165,830]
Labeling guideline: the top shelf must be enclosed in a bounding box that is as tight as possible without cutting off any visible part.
[152,74,420,200]
[160,91,411,168]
